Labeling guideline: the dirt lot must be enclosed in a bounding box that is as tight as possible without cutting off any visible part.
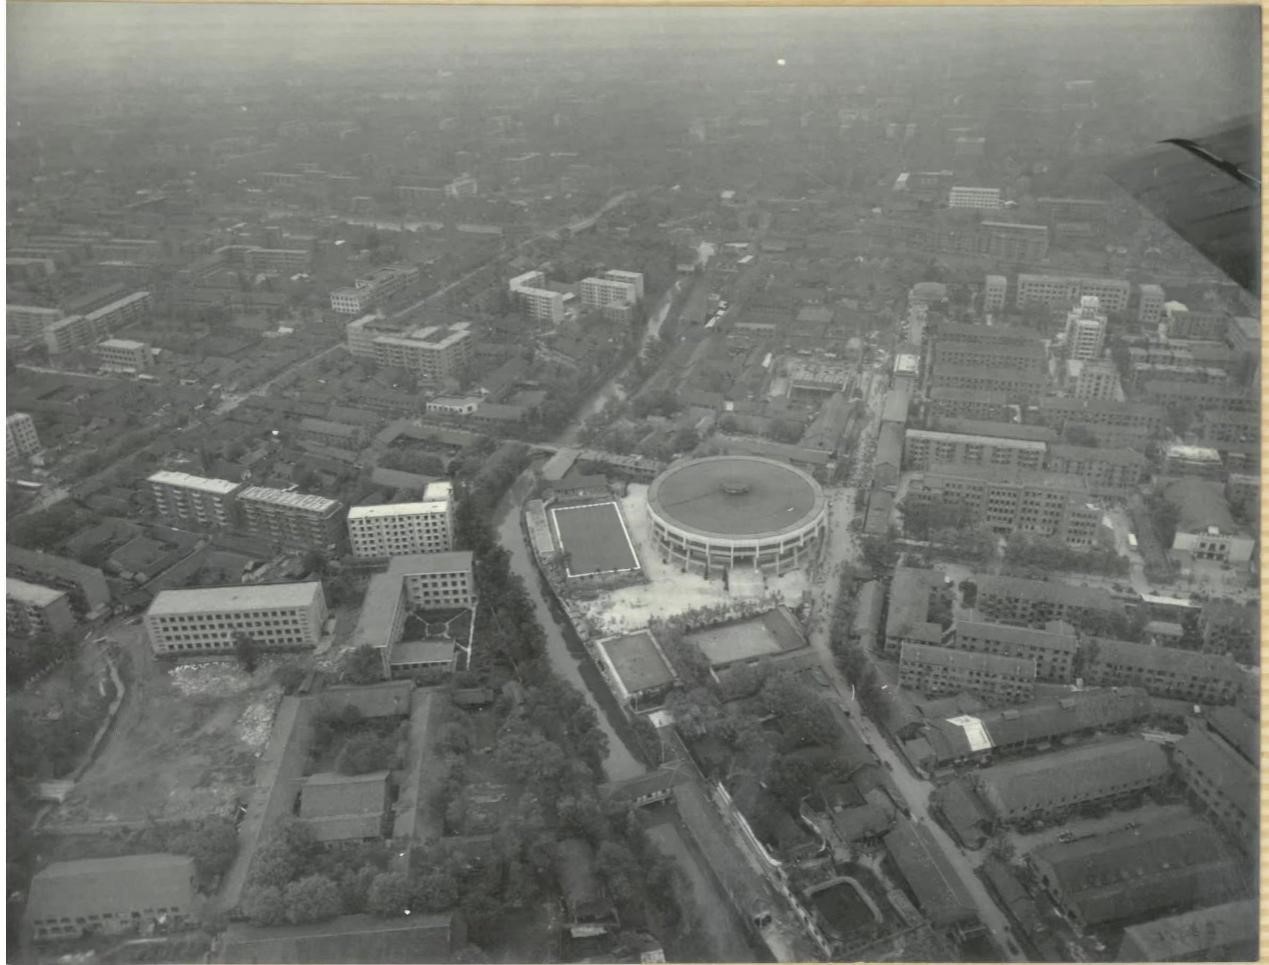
[42,647,286,829]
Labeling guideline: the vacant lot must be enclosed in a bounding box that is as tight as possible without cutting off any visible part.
[551,501,640,576]
[43,659,285,829]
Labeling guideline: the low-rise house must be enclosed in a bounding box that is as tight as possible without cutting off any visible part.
[882,819,979,935]
[299,771,391,843]
[25,854,195,942]
[883,567,952,655]
[555,838,619,937]
[1028,815,1241,927]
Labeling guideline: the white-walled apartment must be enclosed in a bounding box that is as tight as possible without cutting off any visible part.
[347,484,454,558]
[948,186,1002,209]
[509,270,565,324]
[580,276,637,310]
[147,471,241,529]
[144,582,328,656]
[370,325,473,378]
[7,413,41,460]
[1065,296,1108,361]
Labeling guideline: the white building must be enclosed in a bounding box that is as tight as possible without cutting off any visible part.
[7,304,63,339]
[1016,274,1131,313]
[426,396,481,416]
[95,338,153,371]
[601,269,645,301]
[1073,358,1121,401]
[147,471,242,529]
[7,577,76,639]
[347,494,454,559]
[580,276,637,311]
[949,186,1002,210]
[984,275,1008,313]
[509,270,565,324]
[7,413,41,461]
[1138,283,1166,326]
[396,551,476,609]
[346,313,384,358]
[1065,296,1108,361]
[144,582,328,657]
[370,325,473,379]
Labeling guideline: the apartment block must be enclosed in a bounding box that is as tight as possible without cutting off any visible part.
[983,275,1007,312]
[906,464,1101,547]
[948,619,1077,682]
[903,428,1046,472]
[899,641,1036,704]
[1172,726,1256,851]
[95,338,153,371]
[1137,284,1166,325]
[928,363,1048,398]
[1034,398,1165,449]
[144,582,327,656]
[330,264,418,314]
[237,487,344,551]
[244,247,312,274]
[7,304,63,339]
[580,276,636,310]
[509,270,565,324]
[345,313,385,358]
[926,387,1011,423]
[974,575,1121,629]
[1064,296,1107,361]
[932,335,1047,376]
[147,470,242,529]
[44,314,98,354]
[371,325,473,379]
[1140,379,1255,414]
[1072,358,1120,400]
[6,544,110,615]
[1044,444,1146,497]
[86,290,152,330]
[974,739,1170,824]
[1015,274,1130,313]
[948,186,1001,209]
[981,222,1050,262]
[7,413,41,461]
[347,497,454,559]
[7,578,76,639]
[1164,305,1226,340]
[601,269,645,301]
[396,551,476,609]
[1083,637,1247,705]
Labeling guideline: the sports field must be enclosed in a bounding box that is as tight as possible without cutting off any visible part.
[550,501,640,577]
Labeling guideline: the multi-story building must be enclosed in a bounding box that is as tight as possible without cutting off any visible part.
[883,567,953,655]
[95,338,153,371]
[244,248,312,274]
[1044,444,1146,497]
[1034,398,1165,449]
[147,471,241,529]
[1137,284,1165,326]
[601,269,645,301]
[980,222,1050,262]
[926,387,1011,423]
[947,619,1077,682]
[1160,478,1256,569]
[973,738,1170,824]
[903,428,1047,472]
[7,578,76,639]
[1161,444,1224,479]
[1084,637,1247,704]
[1140,379,1255,414]
[509,270,565,324]
[1064,296,1107,360]
[446,175,478,198]
[237,487,344,551]
[1072,358,1120,400]
[6,545,110,615]
[1172,725,1256,852]
[345,313,386,358]
[899,641,1036,704]
[86,290,152,331]
[330,265,418,314]
[974,574,1121,629]
[1015,274,1130,313]
[7,412,41,461]
[297,417,364,449]
[395,551,476,609]
[928,363,1048,399]
[144,581,327,656]
[932,332,1047,376]
[948,186,1001,209]
[347,494,454,559]
[7,303,63,339]
[370,325,473,379]
[44,314,97,354]
[1198,409,1256,467]
[906,464,1102,547]
[580,276,636,311]
[1163,304,1226,340]
[983,275,1007,312]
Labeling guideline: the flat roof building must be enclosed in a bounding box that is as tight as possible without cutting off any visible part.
[948,620,1077,682]
[1084,636,1247,705]
[975,574,1121,629]
[1117,899,1256,962]
[237,486,344,551]
[347,497,453,559]
[594,629,678,711]
[899,641,1036,705]
[1172,724,1257,851]
[144,581,327,657]
[6,544,111,614]
[95,337,153,371]
[7,577,76,639]
[7,412,41,461]
[371,325,473,379]
[299,771,390,842]
[147,470,242,530]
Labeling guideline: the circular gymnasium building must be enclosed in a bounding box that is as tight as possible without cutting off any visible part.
[646,455,828,575]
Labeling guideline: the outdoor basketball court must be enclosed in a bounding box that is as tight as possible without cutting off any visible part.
[549,501,641,578]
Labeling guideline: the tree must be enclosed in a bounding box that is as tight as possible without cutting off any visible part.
[251,817,321,889]
[336,732,397,775]
[273,662,308,695]
[367,871,413,918]
[284,874,343,924]
[234,632,260,673]
[769,419,804,444]
[859,534,899,577]
[243,885,287,926]
[1063,424,1099,448]
[341,645,384,685]
[302,549,328,578]
[596,840,641,904]
[412,867,459,912]
[173,816,239,887]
